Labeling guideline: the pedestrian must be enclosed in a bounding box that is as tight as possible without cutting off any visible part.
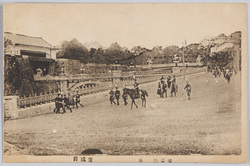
[75,92,83,109]
[160,75,164,84]
[157,82,162,96]
[167,75,171,89]
[63,94,72,113]
[162,81,167,97]
[109,87,116,105]
[57,94,66,113]
[53,93,60,113]
[68,93,75,108]
[184,80,192,100]
[115,86,120,105]
[122,85,128,106]
[170,75,177,97]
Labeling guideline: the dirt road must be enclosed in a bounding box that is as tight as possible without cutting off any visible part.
[4,72,241,155]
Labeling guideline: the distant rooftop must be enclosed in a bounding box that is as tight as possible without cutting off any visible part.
[4,32,54,49]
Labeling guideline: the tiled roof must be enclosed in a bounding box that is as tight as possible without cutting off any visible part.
[4,32,53,48]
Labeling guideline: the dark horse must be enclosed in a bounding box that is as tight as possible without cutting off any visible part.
[123,88,148,109]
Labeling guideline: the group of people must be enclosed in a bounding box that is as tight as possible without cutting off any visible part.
[208,66,233,83]
[157,75,192,100]
[157,75,177,98]
[109,86,121,105]
[109,86,129,106]
[53,92,83,114]
[109,76,141,106]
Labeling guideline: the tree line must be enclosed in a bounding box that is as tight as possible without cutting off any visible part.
[56,38,207,65]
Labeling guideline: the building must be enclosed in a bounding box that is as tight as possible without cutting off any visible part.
[210,31,241,71]
[4,32,60,75]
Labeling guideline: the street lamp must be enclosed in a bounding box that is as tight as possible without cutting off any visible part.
[182,41,186,79]
[81,64,85,74]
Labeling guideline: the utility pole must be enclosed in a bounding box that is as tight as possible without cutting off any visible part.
[182,40,186,79]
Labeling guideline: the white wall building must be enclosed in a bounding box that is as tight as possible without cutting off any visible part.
[4,32,59,59]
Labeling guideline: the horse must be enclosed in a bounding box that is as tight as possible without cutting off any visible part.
[123,88,148,109]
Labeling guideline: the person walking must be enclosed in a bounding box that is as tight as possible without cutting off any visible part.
[122,85,128,106]
[75,92,83,109]
[109,87,116,105]
[170,75,177,97]
[57,94,66,113]
[68,93,75,108]
[115,86,120,105]
[63,94,72,113]
[184,80,192,100]
[167,75,171,89]
[53,93,60,113]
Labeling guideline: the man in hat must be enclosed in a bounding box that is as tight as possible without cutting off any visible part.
[167,75,171,89]
[115,86,120,105]
[68,93,75,108]
[160,75,164,84]
[75,92,83,109]
[170,75,177,97]
[63,94,72,113]
[54,93,60,113]
[122,85,128,106]
[162,80,167,97]
[57,94,66,113]
[184,80,192,100]
[109,87,116,105]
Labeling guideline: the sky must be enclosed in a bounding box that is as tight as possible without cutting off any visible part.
[3,3,246,49]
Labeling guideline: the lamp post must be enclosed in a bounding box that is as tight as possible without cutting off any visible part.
[81,64,85,74]
[182,40,186,79]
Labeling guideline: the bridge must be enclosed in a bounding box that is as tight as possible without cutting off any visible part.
[4,67,206,120]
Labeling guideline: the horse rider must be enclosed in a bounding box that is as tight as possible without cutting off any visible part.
[115,86,121,105]
[122,85,128,106]
[57,93,66,114]
[133,77,140,98]
[75,92,83,109]
[109,87,116,105]
[184,79,192,100]
[63,94,72,113]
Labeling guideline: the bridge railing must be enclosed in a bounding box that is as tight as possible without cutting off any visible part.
[17,92,58,108]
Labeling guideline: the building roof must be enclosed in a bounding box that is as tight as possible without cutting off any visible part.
[4,32,54,49]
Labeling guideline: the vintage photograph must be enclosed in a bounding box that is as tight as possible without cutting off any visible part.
[3,3,247,163]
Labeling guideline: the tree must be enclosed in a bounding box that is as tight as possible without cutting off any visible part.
[163,45,180,63]
[105,42,132,64]
[4,56,22,96]
[57,38,90,63]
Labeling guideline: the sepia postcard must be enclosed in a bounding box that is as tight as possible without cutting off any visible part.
[2,3,247,163]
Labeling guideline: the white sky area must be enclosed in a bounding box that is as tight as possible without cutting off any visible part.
[4,3,246,49]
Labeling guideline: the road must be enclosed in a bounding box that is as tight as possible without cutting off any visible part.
[4,72,241,155]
